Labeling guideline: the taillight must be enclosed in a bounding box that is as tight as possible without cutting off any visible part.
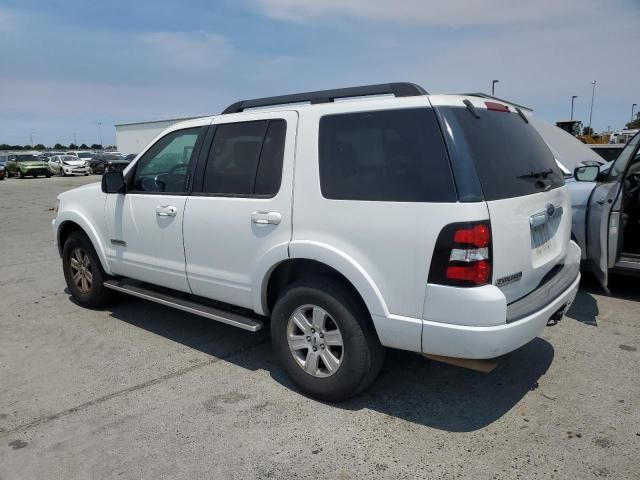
[428,221,492,287]
[453,224,490,248]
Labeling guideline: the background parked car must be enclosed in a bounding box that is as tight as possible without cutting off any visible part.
[65,151,95,162]
[48,155,91,176]
[589,144,625,162]
[6,154,52,178]
[0,158,5,180]
[89,153,131,174]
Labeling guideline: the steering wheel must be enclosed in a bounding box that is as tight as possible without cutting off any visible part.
[167,163,188,177]
[624,172,640,196]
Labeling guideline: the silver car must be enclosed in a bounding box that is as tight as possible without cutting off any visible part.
[569,132,640,290]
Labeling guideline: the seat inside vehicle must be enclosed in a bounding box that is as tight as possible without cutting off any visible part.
[621,156,640,255]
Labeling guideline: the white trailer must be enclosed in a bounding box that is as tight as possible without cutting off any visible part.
[115,116,204,155]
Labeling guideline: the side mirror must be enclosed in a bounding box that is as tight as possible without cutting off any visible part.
[574,165,600,182]
[101,171,125,194]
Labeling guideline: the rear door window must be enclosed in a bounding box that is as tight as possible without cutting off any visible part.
[437,107,564,201]
[318,108,456,202]
[201,119,286,196]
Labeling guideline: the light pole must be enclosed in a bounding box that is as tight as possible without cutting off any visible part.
[632,103,637,122]
[571,95,578,121]
[98,122,103,148]
[492,79,499,96]
[588,81,596,134]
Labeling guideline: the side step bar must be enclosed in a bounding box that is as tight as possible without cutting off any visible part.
[103,279,263,332]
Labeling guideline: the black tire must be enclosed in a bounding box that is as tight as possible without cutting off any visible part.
[19,170,24,179]
[271,279,384,402]
[45,173,51,178]
[62,231,114,308]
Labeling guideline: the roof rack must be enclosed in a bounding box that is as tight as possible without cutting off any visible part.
[458,93,532,112]
[221,82,428,114]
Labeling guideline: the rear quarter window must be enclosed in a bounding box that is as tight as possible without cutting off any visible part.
[318,108,456,202]
[437,107,564,201]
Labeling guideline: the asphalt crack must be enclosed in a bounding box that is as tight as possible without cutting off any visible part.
[1,338,267,438]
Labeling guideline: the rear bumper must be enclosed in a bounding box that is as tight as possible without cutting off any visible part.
[372,241,581,358]
[420,272,579,359]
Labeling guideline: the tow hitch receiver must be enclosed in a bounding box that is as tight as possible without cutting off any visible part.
[546,304,567,326]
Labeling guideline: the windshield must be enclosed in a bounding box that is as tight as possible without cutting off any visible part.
[61,156,78,162]
[14,155,40,162]
[437,106,564,201]
[103,154,122,160]
[591,146,623,162]
[607,132,640,183]
[77,152,93,158]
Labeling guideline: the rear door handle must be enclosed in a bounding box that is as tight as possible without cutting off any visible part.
[156,205,178,217]
[251,211,281,225]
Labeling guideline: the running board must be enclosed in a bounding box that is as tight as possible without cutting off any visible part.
[103,279,263,332]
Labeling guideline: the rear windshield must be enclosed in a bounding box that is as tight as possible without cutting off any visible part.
[437,106,564,201]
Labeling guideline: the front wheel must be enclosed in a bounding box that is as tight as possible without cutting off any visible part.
[271,279,384,401]
[62,231,114,308]
[19,170,24,179]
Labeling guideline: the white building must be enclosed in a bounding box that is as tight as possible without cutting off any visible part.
[115,116,204,154]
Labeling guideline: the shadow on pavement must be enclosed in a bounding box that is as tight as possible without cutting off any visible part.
[99,295,554,433]
[565,272,640,326]
[566,289,599,326]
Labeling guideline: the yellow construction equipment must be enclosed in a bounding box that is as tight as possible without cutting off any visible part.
[555,120,610,144]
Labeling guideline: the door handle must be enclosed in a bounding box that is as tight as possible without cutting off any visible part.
[156,205,178,217]
[251,211,281,225]
[596,197,612,205]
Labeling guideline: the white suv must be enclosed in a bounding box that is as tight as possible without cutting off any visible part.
[52,83,581,401]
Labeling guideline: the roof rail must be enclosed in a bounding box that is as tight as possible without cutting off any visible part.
[221,82,428,114]
[458,93,532,112]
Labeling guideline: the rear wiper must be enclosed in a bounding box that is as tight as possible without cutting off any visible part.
[518,168,553,179]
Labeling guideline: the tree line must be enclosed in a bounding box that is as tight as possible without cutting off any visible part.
[0,143,116,151]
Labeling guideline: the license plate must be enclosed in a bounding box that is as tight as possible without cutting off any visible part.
[531,224,551,255]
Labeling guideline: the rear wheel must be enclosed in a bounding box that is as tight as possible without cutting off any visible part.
[271,279,384,401]
[62,231,114,308]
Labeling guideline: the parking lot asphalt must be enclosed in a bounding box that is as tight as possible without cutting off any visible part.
[0,175,639,479]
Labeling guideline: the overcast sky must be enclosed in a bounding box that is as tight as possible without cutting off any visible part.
[0,0,638,147]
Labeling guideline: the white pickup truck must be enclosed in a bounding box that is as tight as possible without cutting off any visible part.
[53,83,581,400]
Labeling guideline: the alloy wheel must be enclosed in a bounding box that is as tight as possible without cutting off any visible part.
[70,247,93,294]
[287,304,344,378]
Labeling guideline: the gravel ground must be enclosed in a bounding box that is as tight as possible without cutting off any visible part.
[1,175,639,479]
